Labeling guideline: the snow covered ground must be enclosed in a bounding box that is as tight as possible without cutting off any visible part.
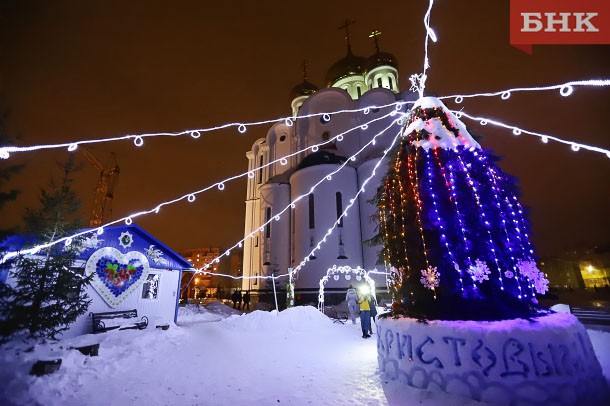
[0,304,608,406]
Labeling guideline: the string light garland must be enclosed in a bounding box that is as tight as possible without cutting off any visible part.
[0,111,401,264]
[291,126,404,275]
[0,102,412,160]
[178,119,405,292]
[439,79,610,103]
[192,117,405,279]
[418,0,437,98]
[0,79,607,162]
[453,110,610,158]
[2,0,608,314]
[1,79,608,161]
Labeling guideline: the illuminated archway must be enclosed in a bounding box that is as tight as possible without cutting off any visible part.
[318,265,377,313]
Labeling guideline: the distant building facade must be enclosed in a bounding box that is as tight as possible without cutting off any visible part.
[179,247,220,300]
[542,246,610,289]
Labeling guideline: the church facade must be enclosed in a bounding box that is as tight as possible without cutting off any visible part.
[242,33,413,303]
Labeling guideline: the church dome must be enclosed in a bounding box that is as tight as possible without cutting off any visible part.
[325,51,367,87]
[367,51,398,70]
[290,79,319,100]
[296,150,347,171]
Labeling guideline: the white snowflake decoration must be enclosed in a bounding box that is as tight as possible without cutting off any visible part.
[144,244,165,265]
[516,259,538,279]
[467,259,491,283]
[420,266,440,290]
[118,231,134,249]
[409,73,426,94]
[516,259,549,295]
[504,270,515,279]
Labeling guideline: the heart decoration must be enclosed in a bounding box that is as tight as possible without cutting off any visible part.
[85,247,149,308]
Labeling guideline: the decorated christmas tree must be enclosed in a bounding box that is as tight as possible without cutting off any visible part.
[374,97,549,321]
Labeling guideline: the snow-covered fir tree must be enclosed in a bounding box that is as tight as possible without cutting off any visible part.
[0,158,93,341]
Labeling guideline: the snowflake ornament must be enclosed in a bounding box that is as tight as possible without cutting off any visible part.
[516,259,549,295]
[468,259,491,283]
[420,266,440,290]
[118,231,134,249]
[516,259,538,279]
[504,270,515,279]
[409,73,426,94]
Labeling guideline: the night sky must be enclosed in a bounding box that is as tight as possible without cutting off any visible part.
[1,0,609,258]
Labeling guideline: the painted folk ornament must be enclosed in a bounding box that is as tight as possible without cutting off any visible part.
[85,247,150,307]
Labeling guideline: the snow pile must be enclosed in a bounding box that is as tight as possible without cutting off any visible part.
[0,304,608,405]
[220,305,333,332]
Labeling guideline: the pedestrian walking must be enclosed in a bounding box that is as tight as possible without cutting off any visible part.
[243,290,251,311]
[231,289,239,309]
[358,286,372,338]
[345,285,359,325]
[368,295,377,335]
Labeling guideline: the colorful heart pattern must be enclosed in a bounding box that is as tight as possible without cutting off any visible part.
[85,247,149,308]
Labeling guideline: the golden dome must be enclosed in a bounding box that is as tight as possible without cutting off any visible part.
[290,79,319,100]
[324,50,367,87]
[367,51,398,71]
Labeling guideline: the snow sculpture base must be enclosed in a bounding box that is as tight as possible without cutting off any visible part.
[377,312,608,405]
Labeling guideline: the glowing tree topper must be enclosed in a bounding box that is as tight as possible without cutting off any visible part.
[372,97,547,321]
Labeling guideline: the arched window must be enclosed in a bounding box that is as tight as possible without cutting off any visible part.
[356,86,362,97]
[308,194,315,229]
[377,77,383,88]
[388,77,394,91]
[336,192,343,227]
[265,207,271,238]
[258,155,264,184]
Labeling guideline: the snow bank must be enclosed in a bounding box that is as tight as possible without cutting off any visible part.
[220,305,332,332]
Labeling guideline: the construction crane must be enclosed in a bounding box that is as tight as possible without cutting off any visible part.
[80,148,120,227]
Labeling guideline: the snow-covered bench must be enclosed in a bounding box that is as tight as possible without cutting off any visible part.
[90,309,148,333]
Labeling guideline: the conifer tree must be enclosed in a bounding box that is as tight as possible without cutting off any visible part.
[0,113,23,240]
[372,98,548,321]
[0,157,92,341]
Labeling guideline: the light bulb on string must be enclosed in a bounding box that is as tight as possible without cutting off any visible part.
[454,110,610,158]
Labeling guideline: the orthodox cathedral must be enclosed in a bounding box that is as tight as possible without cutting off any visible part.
[242,29,414,303]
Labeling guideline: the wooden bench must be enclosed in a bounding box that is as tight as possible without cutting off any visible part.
[90,309,148,334]
[570,306,610,326]
[324,306,348,324]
